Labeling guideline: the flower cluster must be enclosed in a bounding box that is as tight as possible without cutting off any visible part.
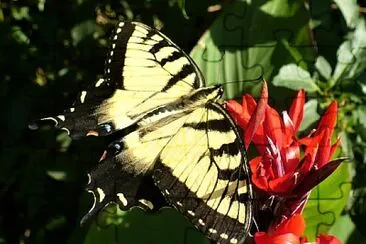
[225,81,344,243]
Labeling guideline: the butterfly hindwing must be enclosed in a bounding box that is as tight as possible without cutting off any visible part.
[81,148,167,225]
[34,21,205,139]
[91,100,252,243]
[152,103,252,244]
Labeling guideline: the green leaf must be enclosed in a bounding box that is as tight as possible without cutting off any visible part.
[333,0,360,28]
[328,214,355,242]
[299,99,320,132]
[176,0,188,19]
[272,64,320,92]
[348,186,366,238]
[11,26,30,44]
[303,162,351,241]
[331,19,366,84]
[11,6,30,21]
[84,207,210,244]
[357,106,366,131]
[190,0,315,99]
[71,20,99,46]
[340,131,355,161]
[315,56,332,80]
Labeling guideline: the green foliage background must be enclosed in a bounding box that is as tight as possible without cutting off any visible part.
[0,0,366,243]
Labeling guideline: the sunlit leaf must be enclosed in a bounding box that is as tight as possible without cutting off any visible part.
[333,0,359,28]
[273,64,320,92]
[315,56,332,80]
[299,99,320,132]
[303,162,351,241]
[332,19,366,84]
[190,0,315,99]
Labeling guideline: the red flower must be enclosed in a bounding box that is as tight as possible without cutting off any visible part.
[255,214,305,244]
[254,214,342,244]
[226,82,343,197]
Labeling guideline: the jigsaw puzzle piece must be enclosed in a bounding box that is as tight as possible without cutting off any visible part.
[303,162,352,240]
[190,1,315,99]
[84,206,209,244]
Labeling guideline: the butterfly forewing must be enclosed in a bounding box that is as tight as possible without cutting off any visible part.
[35,21,205,138]
[152,103,252,244]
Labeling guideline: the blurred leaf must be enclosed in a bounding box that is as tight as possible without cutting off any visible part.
[71,20,99,46]
[56,132,72,152]
[190,0,315,99]
[333,0,359,28]
[11,26,29,44]
[45,215,67,230]
[38,0,46,12]
[340,131,355,161]
[273,64,320,92]
[0,6,4,22]
[303,162,351,241]
[315,56,332,80]
[34,67,47,86]
[357,106,366,130]
[11,6,30,20]
[328,214,355,242]
[332,19,366,84]
[46,171,67,181]
[176,0,188,19]
[84,208,210,244]
[279,38,308,71]
[121,0,134,20]
[299,99,320,132]
[357,72,366,95]
[348,186,366,237]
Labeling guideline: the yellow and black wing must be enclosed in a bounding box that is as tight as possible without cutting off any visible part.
[154,103,252,244]
[84,102,252,244]
[35,22,205,138]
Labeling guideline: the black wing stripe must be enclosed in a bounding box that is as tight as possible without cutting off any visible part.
[210,140,240,156]
[161,64,195,92]
[183,119,232,132]
[149,39,170,54]
[153,162,248,244]
[159,51,184,66]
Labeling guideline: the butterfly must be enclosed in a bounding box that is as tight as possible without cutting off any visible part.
[33,21,253,244]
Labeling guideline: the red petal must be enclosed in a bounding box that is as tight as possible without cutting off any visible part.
[242,94,257,114]
[316,128,331,168]
[249,156,262,173]
[302,131,322,163]
[289,89,305,133]
[255,232,301,244]
[244,81,268,149]
[329,137,341,158]
[226,100,243,116]
[268,172,297,193]
[317,101,338,137]
[293,158,344,195]
[316,234,342,244]
[264,104,286,148]
[297,154,315,178]
[226,100,247,127]
[250,157,270,191]
[275,214,305,237]
[282,111,296,146]
[283,145,300,173]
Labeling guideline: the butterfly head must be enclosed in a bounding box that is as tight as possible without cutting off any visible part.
[204,84,224,102]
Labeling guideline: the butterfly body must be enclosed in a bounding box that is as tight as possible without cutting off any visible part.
[34,21,253,244]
